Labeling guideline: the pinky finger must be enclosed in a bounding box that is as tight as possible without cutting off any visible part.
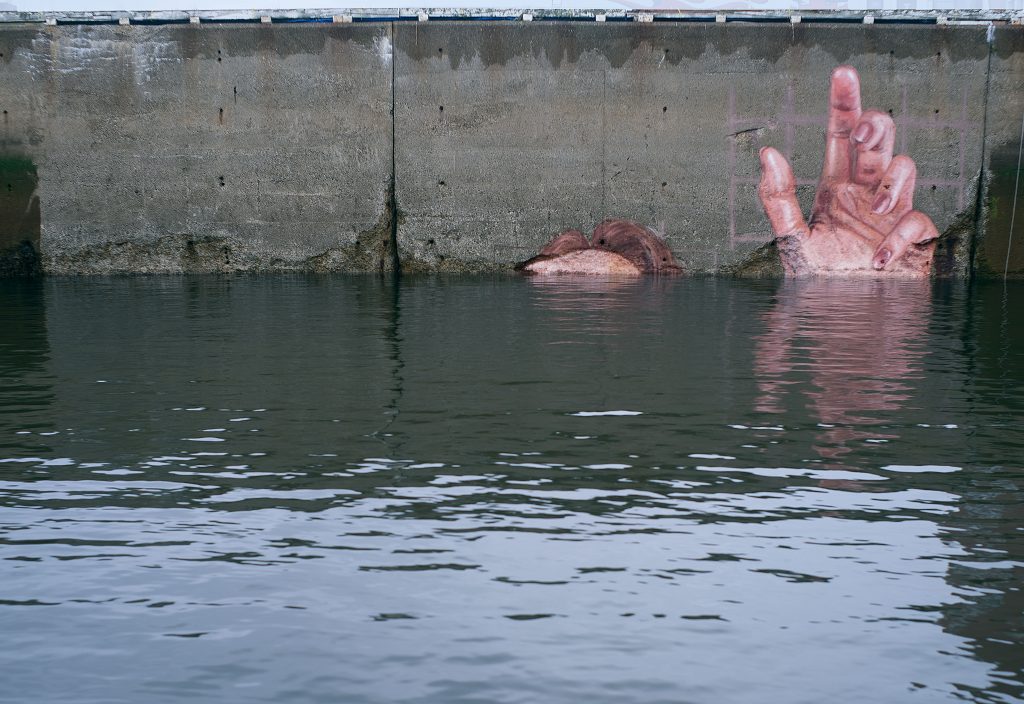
[872,210,939,270]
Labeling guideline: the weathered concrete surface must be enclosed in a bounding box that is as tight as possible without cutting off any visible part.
[0,21,1020,276]
[394,23,993,274]
[0,23,394,274]
[975,26,1024,278]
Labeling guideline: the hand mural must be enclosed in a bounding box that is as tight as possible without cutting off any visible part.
[759,66,939,276]
[517,220,682,276]
[519,66,938,277]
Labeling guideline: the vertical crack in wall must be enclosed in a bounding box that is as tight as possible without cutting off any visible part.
[969,27,996,281]
[388,21,401,276]
[601,70,607,225]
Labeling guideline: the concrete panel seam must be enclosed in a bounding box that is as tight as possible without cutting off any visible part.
[389,21,400,274]
[1005,112,1024,278]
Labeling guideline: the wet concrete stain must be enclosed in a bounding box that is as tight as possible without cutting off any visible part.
[932,202,978,279]
[977,142,1024,277]
[993,24,1024,61]
[399,251,509,275]
[308,183,398,274]
[0,22,390,78]
[47,231,389,275]
[176,23,383,62]
[397,23,988,71]
[0,28,40,66]
[0,154,41,276]
[726,240,785,278]
[47,184,397,275]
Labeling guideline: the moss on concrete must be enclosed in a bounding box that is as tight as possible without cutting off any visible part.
[723,241,785,278]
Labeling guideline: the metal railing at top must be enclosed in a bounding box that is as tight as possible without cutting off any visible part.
[0,6,1022,26]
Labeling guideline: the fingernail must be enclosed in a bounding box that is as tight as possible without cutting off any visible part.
[871,192,892,214]
[852,123,871,143]
[873,248,892,270]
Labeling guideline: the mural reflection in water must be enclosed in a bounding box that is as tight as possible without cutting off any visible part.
[753,279,931,464]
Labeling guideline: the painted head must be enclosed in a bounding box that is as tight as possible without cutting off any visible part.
[517,219,683,276]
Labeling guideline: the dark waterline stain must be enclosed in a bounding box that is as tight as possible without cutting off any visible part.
[0,154,40,277]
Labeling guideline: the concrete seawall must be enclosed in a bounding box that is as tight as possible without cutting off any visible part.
[0,19,1021,276]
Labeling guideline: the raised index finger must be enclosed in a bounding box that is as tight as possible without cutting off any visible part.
[821,65,862,185]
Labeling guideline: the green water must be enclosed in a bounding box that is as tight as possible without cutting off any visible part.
[1,275,1022,703]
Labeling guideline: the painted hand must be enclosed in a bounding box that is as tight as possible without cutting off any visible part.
[758,66,939,276]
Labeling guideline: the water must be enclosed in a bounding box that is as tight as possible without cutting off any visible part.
[1,275,1022,704]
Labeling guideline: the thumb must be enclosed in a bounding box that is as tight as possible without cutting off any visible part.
[758,148,809,239]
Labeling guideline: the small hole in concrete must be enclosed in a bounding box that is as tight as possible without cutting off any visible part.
[662,106,667,113]
[438,47,443,53]
[217,57,222,62]
[934,109,939,114]
[931,184,937,191]
[936,52,941,58]
[662,181,667,187]
[427,239,435,245]
[887,108,893,116]
[438,180,445,186]
[439,105,443,112]
[599,239,606,245]
[662,257,667,262]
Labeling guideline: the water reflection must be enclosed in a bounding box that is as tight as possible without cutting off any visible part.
[935,283,1024,704]
[373,276,404,448]
[525,276,674,342]
[1,276,1022,704]
[754,279,931,463]
[0,279,54,450]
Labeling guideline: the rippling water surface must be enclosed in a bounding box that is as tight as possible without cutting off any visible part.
[1,275,1022,704]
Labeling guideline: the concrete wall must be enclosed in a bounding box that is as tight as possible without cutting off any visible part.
[0,23,395,274]
[0,20,1020,276]
[976,26,1024,277]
